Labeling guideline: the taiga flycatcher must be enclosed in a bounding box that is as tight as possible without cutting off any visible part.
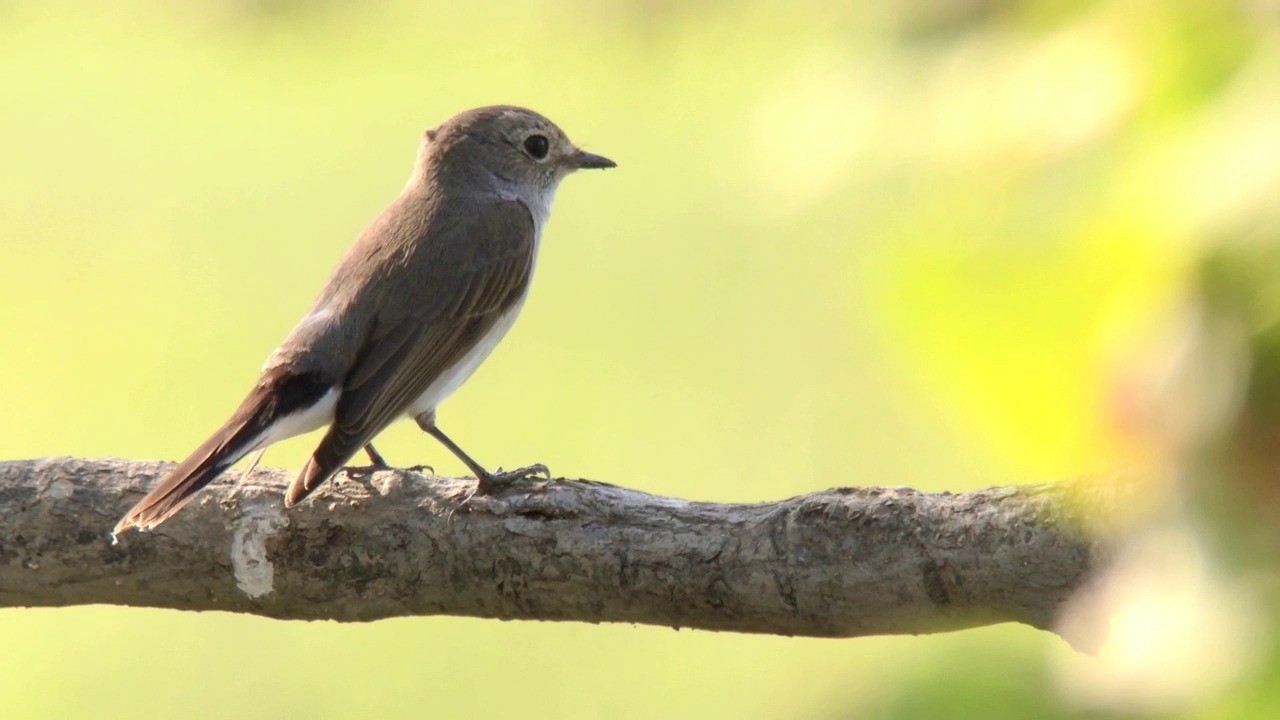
[114,106,614,536]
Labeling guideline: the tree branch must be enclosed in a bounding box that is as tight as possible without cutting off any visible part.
[0,458,1121,647]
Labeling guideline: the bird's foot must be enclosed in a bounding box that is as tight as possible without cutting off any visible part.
[344,444,433,478]
[447,464,550,521]
[475,463,550,495]
[344,461,434,478]
[342,462,388,479]
[345,444,391,478]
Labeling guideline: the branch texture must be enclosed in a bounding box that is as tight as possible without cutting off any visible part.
[0,458,1119,644]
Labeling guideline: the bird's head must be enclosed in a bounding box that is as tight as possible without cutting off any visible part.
[415,106,615,194]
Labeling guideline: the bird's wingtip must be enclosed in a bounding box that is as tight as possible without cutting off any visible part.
[284,456,326,508]
[110,516,136,543]
[283,475,306,508]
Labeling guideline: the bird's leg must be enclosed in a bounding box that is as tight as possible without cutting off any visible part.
[343,443,434,478]
[415,413,548,494]
[342,444,389,478]
[362,444,389,468]
[343,443,432,476]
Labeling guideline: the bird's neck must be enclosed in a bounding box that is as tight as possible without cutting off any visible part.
[477,167,558,234]
[407,164,558,235]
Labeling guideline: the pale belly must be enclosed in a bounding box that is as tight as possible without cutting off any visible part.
[406,296,526,418]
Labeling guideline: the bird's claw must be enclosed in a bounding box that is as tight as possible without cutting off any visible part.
[475,463,550,495]
[343,462,388,479]
[447,464,550,522]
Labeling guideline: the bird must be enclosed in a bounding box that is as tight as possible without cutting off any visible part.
[112,105,615,536]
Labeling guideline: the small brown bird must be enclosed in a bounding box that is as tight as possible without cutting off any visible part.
[113,106,614,536]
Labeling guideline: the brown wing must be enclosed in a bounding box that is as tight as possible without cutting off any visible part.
[284,199,536,505]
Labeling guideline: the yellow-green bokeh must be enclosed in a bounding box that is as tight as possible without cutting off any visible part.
[2,1,1278,718]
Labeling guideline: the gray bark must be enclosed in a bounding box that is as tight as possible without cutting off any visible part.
[0,457,1120,647]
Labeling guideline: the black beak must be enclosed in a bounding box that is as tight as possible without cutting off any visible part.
[567,149,617,170]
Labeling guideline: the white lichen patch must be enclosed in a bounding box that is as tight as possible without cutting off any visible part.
[45,478,74,500]
[230,503,287,599]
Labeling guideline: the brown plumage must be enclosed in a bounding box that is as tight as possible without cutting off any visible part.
[113,106,615,536]
[284,199,536,506]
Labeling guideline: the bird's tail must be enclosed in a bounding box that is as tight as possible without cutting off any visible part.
[113,369,335,537]
[112,405,270,537]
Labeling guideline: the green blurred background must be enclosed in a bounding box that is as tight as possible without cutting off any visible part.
[3,0,1280,717]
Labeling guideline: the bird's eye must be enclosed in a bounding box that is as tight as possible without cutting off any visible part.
[523,134,550,160]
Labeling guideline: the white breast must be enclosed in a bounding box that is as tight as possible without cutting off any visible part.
[407,294,527,418]
[407,185,552,418]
